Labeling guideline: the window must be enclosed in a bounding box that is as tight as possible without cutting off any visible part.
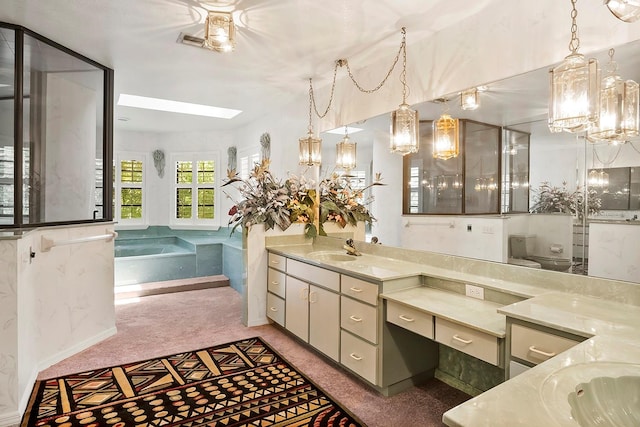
[239,150,260,180]
[115,153,146,225]
[172,153,219,227]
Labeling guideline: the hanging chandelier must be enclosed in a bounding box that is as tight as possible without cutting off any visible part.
[605,0,640,22]
[433,101,459,160]
[588,169,609,188]
[587,48,639,143]
[204,11,236,53]
[299,79,322,166]
[336,127,357,170]
[390,28,419,155]
[548,0,600,133]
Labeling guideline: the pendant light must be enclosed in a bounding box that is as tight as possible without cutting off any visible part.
[605,0,640,22]
[460,88,480,110]
[587,48,639,143]
[433,100,460,160]
[390,28,419,155]
[548,0,600,133]
[299,79,322,166]
[336,126,357,170]
[588,144,610,189]
[204,11,236,53]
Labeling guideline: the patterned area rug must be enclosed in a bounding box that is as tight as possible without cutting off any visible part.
[21,337,365,426]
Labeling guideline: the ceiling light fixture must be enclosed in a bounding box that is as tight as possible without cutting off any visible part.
[390,28,419,155]
[326,126,363,135]
[460,88,480,110]
[117,94,241,119]
[433,100,460,160]
[587,48,639,143]
[299,78,322,166]
[605,0,640,22]
[204,11,235,52]
[548,0,600,133]
[336,126,357,171]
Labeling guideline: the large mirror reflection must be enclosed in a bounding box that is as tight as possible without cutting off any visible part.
[321,39,640,285]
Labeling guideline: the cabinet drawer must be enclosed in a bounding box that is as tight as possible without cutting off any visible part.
[435,317,499,366]
[341,275,378,306]
[267,268,286,298]
[340,331,378,385]
[511,323,581,365]
[386,301,434,340]
[341,296,378,344]
[266,293,285,327]
[268,253,287,272]
[287,259,340,292]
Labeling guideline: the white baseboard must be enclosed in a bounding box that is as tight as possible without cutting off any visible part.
[17,367,39,417]
[37,326,117,372]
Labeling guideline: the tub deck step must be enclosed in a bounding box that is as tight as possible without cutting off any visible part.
[115,275,229,300]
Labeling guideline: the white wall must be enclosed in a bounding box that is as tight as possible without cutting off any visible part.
[0,224,116,426]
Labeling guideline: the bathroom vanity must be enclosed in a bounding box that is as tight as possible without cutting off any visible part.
[263,236,640,425]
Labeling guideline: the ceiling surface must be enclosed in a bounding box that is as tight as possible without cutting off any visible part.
[0,0,496,134]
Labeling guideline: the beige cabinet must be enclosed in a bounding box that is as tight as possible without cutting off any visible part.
[285,276,309,341]
[435,317,500,366]
[309,285,340,361]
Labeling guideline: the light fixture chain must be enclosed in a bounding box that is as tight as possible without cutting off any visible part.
[568,0,580,54]
[343,28,406,95]
[307,78,313,131]
[310,61,340,119]
[593,143,623,166]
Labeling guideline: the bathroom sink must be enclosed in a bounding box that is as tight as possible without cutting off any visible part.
[307,251,357,262]
[568,375,640,427]
[540,362,640,426]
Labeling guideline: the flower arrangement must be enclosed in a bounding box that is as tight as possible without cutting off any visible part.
[530,181,601,220]
[223,160,379,237]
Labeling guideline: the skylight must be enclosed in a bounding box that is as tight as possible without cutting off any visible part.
[117,94,242,119]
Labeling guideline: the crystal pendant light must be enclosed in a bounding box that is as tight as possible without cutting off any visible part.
[433,101,459,160]
[390,28,419,155]
[460,88,480,110]
[299,79,322,166]
[548,0,600,133]
[204,11,236,53]
[336,127,357,170]
[605,0,640,22]
[587,48,639,143]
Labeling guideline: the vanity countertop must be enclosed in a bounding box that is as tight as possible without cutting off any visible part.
[443,292,640,427]
[267,243,547,298]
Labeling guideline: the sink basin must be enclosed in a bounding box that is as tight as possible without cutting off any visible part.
[568,375,640,427]
[307,251,357,262]
[540,362,640,426]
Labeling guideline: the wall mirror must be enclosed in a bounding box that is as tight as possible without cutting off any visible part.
[321,38,640,285]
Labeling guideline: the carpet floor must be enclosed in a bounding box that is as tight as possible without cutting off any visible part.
[36,287,470,426]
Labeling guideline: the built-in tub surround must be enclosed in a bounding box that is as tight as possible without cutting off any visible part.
[0,223,116,426]
[115,227,243,291]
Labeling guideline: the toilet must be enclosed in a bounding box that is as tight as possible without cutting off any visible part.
[508,234,541,269]
[509,234,572,272]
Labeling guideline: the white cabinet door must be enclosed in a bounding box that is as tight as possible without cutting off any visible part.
[309,284,340,362]
[285,276,309,342]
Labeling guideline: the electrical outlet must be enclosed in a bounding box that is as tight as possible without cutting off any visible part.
[465,284,484,300]
[467,224,472,232]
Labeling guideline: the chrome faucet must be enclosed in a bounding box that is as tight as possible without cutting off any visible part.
[344,238,361,256]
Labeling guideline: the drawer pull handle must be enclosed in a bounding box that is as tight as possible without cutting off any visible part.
[309,291,317,303]
[300,288,309,301]
[271,260,280,264]
[269,307,278,312]
[398,315,415,322]
[271,281,279,285]
[349,287,363,293]
[349,353,363,361]
[349,315,363,322]
[528,346,556,358]
[452,335,473,345]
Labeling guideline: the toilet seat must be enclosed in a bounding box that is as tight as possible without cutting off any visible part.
[526,256,571,272]
[508,258,542,268]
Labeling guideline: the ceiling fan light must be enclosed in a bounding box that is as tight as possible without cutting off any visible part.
[548,53,600,133]
[204,11,236,53]
[605,0,640,22]
[390,103,419,155]
[336,134,357,170]
[433,113,459,160]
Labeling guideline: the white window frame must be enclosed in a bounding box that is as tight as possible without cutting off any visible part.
[170,152,220,229]
[238,147,260,180]
[115,152,148,228]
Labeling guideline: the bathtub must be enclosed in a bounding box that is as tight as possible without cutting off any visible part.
[114,237,197,286]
